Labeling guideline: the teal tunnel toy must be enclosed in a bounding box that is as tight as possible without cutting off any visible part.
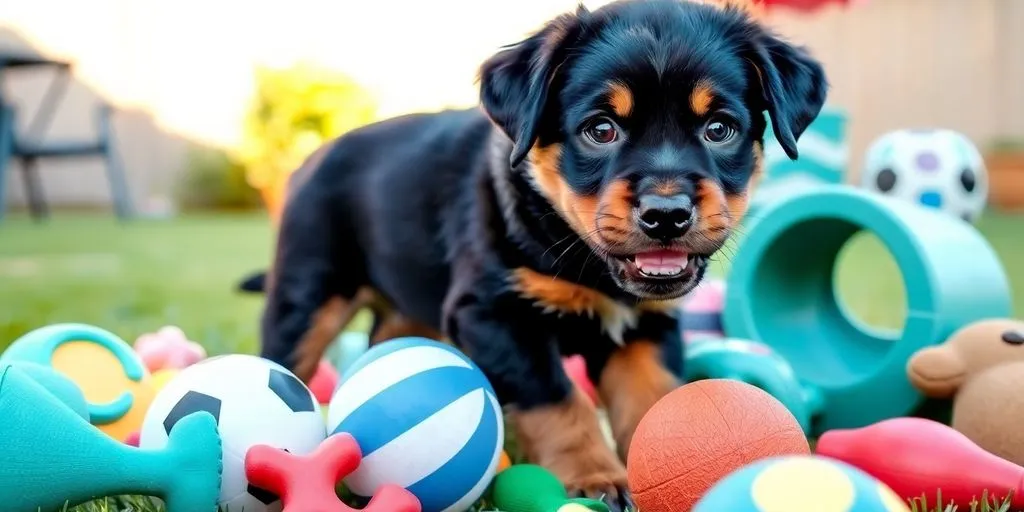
[747,106,848,222]
[0,363,222,512]
[723,185,1012,435]
[0,323,145,424]
[684,338,823,434]
[761,105,849,186]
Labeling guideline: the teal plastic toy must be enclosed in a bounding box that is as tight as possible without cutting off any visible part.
[325,331,370,377]
[6,361,89,420]
[490,464,609,512]
[747,106,848,222]
[723,185,1012,434]
[0,322,147,424]
[0,363,222,512]
[762,105,849,185]
[684,338,822,434]
[692,455,909,511]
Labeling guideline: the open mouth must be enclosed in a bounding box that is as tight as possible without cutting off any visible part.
[620,249,700,280]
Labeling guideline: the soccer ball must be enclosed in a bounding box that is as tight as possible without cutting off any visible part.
[860,128,988,223]
[140,354,326,512]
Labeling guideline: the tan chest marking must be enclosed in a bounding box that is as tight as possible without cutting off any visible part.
[509,267,681,344]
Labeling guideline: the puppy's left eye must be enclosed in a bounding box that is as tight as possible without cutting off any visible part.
[583,118,619,145]
[704,118,736,144]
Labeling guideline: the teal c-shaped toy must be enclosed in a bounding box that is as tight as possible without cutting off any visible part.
[723,185,1012,435]
[0,363,222,512]
[490,464,610,512]
[684,338,823,434]
[0,322,146,425]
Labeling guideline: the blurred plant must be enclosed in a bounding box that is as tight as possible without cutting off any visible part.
[235,62,378,217]
[174,145,262,211]
[988,137,1024,154]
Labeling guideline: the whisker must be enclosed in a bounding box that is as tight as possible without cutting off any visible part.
[550,227,604,269]
[541,232,580,260]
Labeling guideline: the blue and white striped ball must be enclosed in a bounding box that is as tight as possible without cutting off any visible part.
[326,337,504,512]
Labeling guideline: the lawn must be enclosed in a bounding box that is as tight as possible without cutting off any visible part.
[1,212,278,355]
[0,209,1023,512]
[2,210,1023,353]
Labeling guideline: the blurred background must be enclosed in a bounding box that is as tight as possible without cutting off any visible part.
[0,0,1022,355]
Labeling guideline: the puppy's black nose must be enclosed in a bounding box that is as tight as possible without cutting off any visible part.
[637,194,693,242]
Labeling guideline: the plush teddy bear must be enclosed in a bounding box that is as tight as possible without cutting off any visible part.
[907,318,1024,465]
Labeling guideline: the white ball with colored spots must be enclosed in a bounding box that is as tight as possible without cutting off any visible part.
[860,128,987,223]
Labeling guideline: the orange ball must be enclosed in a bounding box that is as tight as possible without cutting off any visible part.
[498,450,512,473]
[627,379,810,512]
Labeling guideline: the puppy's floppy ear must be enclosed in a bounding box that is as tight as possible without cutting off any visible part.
[748,30,828,160]
[478,8,585,168]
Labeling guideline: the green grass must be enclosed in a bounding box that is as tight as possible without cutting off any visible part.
[0,213,275,355]
[3,210,1023,352]
[907,490,1016,512]
[2,209,1023,512]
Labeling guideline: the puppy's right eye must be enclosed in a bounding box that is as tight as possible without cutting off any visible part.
[583,118,619,145]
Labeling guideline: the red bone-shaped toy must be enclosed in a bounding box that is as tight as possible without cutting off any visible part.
[245,433,421,512]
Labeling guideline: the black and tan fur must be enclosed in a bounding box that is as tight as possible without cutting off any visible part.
[255,0,827,508]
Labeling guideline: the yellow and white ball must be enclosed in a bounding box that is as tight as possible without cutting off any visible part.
[693,455,910,512]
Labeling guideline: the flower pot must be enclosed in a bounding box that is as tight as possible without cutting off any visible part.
[985,151,1024,211]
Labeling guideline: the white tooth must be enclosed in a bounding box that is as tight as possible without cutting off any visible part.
[639,265,684,277]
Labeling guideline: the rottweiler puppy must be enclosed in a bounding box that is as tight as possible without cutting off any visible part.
[258,0,826,507]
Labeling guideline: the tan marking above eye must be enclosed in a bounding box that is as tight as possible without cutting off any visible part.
[690,80,716,117]
[607,82,634,118]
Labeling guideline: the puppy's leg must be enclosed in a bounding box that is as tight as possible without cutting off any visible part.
[599,339,683,461]
[447,298,630,510]
[260,194,366,382]
[370,311,446,345]
[364,292,447,346]
[511,388,628,499]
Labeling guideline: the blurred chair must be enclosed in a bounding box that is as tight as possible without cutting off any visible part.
[0,52,133,222]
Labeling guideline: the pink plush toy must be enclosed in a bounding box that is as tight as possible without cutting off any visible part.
[680,278,727,342]
[308,360,340,405]
[133,326,207,372]
[564,355,599,405]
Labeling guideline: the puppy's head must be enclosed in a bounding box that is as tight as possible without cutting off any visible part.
[479,0,827,300]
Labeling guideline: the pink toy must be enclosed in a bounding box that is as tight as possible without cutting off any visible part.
[133,326,207,372]
[245,433,421,512]
[680,278,726,342]
[563,355,598,405]
[817,417,1024,509]
[124,430,140,447]
[124,430,141,446]
[308,360,339,404]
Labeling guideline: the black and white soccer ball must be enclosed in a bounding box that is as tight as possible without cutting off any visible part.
[860,128,988,223]
[139,354,326,512]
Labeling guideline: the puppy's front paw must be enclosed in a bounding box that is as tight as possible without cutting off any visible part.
[512,388,636,511]
[561,465,635,512]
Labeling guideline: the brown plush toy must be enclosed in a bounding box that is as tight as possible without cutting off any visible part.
[908,318,1024,466]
